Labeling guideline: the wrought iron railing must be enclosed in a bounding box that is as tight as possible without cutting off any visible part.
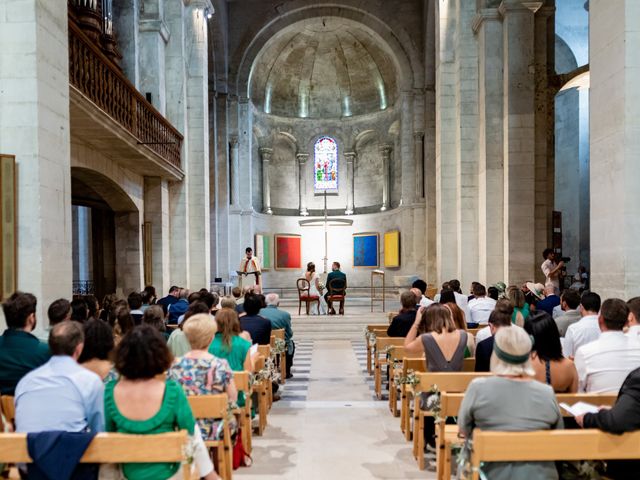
[68,21,183,170]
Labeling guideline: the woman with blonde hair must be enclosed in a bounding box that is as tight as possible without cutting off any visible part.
[507,285,529,327]
[168,314,238,441]
[458,325,563,479]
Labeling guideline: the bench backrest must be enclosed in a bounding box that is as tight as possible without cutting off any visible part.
[416,372,492,393]
[366,324,388,332]
[257,345,271,359]
[403,357,427,375]
[233,371,250,392]
[471,429,640,467]
[462,358,475,372]
[0,431,188,463]
[388,346,408,364]
[272,329,285,341]
[375,337,405,353]
[187,394,228,419]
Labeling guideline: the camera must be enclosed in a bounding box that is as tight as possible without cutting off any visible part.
[561,257,571,263]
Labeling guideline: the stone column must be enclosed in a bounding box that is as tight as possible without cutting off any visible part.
[380,144,392,211]
[213,93,231,280]
[344,152,356,214]
[259,147,273,214]
[413,133,425,199]
[474,6,504,285]
[184,1,210,289]
[400,92,415,205]
[137,0,168,113]
[500,0,541,285]
[589,0,640,299]
[144,177,170,293]
[297,153,309,216]
[0,0,72,324]
[230,136,240,208]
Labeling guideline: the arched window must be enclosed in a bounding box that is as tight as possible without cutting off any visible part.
[314,136,338,191]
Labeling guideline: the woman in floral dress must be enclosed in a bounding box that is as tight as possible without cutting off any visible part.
[168,313,239,440]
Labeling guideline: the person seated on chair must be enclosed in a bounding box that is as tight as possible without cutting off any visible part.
[387,290,418,337]
[260,293,295,378]
[239,294,272,345]
[324,261,347,315]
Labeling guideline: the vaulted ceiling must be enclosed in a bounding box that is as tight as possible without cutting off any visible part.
[249,17,397,119]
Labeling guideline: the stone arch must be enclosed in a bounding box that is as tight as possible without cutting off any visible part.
[70,165,142,298]
[234,4,422,99]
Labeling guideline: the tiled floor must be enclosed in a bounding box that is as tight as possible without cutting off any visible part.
[234,339,434,480]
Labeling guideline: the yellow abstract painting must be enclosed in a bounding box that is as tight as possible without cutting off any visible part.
[384,231,400,268]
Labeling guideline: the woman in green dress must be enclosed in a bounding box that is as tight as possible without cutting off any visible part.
[105,325,219,480]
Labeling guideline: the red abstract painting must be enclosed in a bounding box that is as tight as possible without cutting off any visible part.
[275,234,302,270]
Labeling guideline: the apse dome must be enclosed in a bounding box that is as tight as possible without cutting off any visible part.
[249,17,398,119]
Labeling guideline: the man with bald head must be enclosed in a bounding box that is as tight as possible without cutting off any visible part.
[260,293,295,379]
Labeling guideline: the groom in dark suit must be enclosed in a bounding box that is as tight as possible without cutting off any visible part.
[324,262,347,315]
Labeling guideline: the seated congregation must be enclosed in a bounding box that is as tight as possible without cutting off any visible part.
[0,285,295,479]
[377,277,640,479]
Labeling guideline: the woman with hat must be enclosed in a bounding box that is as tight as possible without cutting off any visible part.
[457,326,563,479]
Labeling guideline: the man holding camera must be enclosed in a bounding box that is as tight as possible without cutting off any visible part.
[541,248,564,294]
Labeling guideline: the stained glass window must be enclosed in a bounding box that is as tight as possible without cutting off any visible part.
[314,136,338,191]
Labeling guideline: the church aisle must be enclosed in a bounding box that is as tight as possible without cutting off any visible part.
[234,340,434,480]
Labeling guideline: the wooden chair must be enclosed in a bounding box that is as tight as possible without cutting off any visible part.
[296,278,319,315]
[0,431,193,480]
[271,329,287,385]
[364,324,389,375]
[257,345,273,408]
[469,428,640,480]
[400,358,427,440]
[0,396,15,427]
[387,346,408,417]
[231,371,252,455]
[412,372,492,470]
[374,337,405,399]
[326,277,347,315]
[252,352,270,436]
[187,395,233,480]
[437,392,618,480]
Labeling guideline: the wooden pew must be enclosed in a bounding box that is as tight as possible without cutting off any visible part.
[470,428,640,480]
[188,395,233,480]
[256,345,273,409]
[374,337,405,399]
[412,372,492,469]
[252,354,269,436]
[400,358,427,440]
[462,357,475,372]
[436,392,618,480]
[232,371,253,455]
[0,431,193,480]
[365,324,389,374]
[466,328,480,337]
[387,346,407,417]
[1,395,15,427]
[271,329,287,385]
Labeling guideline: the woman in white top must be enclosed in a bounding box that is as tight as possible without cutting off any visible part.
[305,262,327,315]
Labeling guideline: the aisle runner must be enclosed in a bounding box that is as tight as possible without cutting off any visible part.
[279,340,313,402]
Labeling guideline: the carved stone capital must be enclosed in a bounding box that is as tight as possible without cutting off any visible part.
[139,18,171,43]
[413,132,425,142]
[498,0,543,17]
[259,147,273,161]
[379,144,393,156]
[296,153,309,164]
[229,136,239,148]
[344,151,357,162]
[472,8,502,33]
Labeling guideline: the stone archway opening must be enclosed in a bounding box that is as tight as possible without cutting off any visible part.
[71,167,142,301]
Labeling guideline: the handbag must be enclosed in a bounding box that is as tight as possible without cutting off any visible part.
[232,428,252,469]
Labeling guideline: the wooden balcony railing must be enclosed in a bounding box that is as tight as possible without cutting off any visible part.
[68,21,183,170]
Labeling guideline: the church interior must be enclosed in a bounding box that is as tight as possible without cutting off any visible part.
[1,0,640,478]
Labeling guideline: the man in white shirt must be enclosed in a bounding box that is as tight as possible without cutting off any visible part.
[574,298,640,393]
[447,279,472,324]
[468,283,496,325]
[626,297,640,338]
[540,248,564,293]
[563,291,601,358]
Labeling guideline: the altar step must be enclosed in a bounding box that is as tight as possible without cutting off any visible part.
[290,313,388,341]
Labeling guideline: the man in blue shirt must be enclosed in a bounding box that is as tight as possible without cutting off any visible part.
[15,321,104,433]
[260,293,295,378]
[157,285,180,315]
[0,292,50,395]
[536,284,561,316]
[324,262,347,315]
[167,288,189,325]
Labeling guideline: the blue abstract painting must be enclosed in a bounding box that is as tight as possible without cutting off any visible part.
[353,233,379,268]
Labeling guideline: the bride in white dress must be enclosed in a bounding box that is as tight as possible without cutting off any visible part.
[305,262,327,315]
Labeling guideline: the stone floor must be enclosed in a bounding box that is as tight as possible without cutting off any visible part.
[235,339,435,480]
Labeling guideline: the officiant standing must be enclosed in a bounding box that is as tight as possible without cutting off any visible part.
[239,247,262,289]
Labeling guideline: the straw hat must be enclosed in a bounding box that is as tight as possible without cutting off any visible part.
[525,282,545,300]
